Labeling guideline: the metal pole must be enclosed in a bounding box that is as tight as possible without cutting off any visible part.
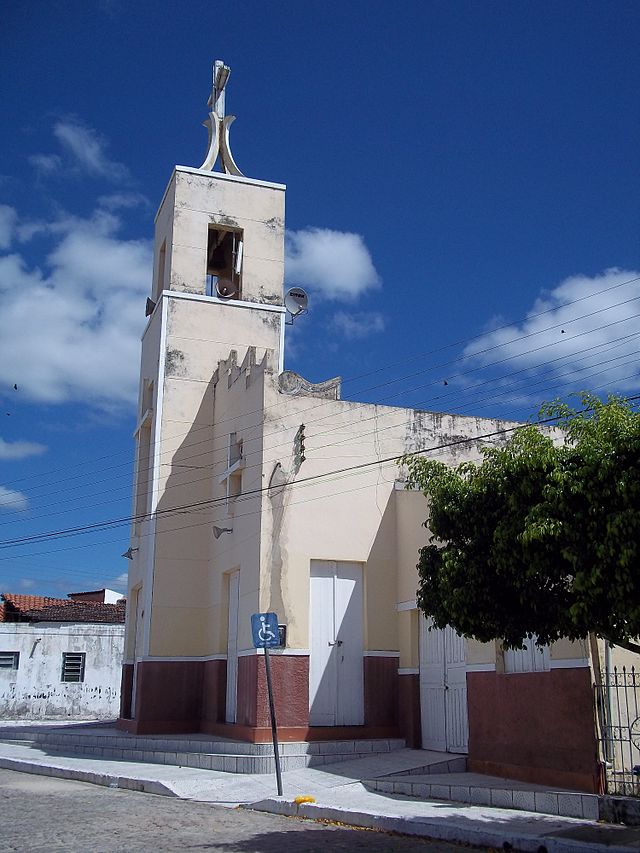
[263,648,283,796]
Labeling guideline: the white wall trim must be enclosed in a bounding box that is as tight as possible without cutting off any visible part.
[135,654,227,663]
[155,167,286,223]
[237,648,310,657]
[165,290,285,314]
[549,658,590,669]
[398,667,419,675]
[279,313,285,374]
[142,294,169,660]
[175,164,286,191]
[466,663,497,672]
[396,599,417,612]
[363,650,400,658]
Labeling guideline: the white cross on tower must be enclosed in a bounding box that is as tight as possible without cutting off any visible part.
[200,59,243,176]
[209,60,230,120]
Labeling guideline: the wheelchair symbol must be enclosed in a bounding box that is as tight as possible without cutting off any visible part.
[258,615,276,643]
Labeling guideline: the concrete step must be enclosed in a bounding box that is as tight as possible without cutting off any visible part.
[0,728,406,775]
[389,755,467,775]
[367,771,600,821]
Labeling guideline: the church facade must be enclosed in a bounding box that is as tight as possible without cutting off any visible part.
[119,63,602,794]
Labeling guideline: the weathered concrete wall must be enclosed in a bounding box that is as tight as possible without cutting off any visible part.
[124,167,285,664]
[0,623,124,719]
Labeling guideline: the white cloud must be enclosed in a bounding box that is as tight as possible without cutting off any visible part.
[111,572,128,593]
[28,153,63,175]
[97,192,150,211]
[0,209,151,408]
[464,268,640,393]
[0,205,17,249]
[29,119,130,183]
[286,227,380,301]
[333,310,386,339]
[53,119,130,182]
[0,485,29,512]
[0,437,47,461]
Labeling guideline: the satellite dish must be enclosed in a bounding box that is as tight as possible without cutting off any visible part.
[285,287,309,318]
[216,278,238,299]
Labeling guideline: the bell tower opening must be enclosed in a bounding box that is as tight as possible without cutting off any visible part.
[206,226,243,299]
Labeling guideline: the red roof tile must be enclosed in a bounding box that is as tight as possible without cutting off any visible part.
[0,593,125,624]
[2,593,69,609]
[25,601,126,624]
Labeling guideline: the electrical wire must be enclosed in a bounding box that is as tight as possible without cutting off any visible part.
[3,272,638,494]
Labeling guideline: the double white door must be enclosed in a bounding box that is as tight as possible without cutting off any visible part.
[309,561,364,726]
[419,617,468,753]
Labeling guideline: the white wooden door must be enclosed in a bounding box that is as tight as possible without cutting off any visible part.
[225,571,239,723]
[420,617,468,753]
[309,561,364,726]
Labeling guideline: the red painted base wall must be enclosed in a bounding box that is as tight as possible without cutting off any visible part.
[236,654,310,728]
[118,655,402,740]
[397,673,421,748]
[467,668,600,793]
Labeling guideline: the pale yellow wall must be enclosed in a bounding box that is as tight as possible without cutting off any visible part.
[255,375,521,655]
[134,164,534,672]
[364,493,397,651]
[210,354,267,654]
[169,168,285,304]
[149,605,210,657]
[398,609,420,669]
[467,639,498,667]
[395,489,430,605]
[550,637,590,661]
[129,168,285,660]
[153,180,176,301]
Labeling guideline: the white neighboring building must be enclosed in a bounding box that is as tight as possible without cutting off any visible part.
[0,591,125,720]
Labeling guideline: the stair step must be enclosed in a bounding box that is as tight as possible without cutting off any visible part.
[0,729,406,775]
[390,756,467,776]
[368,773,600,821]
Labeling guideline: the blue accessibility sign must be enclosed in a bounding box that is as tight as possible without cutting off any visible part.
[251,612,280,649]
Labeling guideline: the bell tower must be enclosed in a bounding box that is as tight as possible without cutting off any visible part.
[120,62,286,730]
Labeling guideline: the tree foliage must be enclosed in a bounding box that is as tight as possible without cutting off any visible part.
[403,394,640,650]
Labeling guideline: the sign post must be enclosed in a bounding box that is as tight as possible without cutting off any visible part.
[251,612,282,795]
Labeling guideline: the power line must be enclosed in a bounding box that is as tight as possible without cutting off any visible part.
[1,328,638,521]
[3,390,639,564]
[4,272,639,494]
[3,304,639,517]
[3,400,628,551]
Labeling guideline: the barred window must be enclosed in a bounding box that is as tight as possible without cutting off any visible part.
[61,652,85,683]
[0,651,19,670]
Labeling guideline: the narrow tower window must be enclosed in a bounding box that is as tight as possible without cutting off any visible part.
[155,240,166,300]
[206,227,243,299]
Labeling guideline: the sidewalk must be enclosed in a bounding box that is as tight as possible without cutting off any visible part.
[0,725,639,853]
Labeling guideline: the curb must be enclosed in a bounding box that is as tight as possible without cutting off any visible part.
[246,797,639,853]
[0,755,177,798]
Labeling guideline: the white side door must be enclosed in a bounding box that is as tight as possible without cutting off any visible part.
[420,617,468,753]
[225,571,240,723]
[419,617,447,750]
[444,627,469,753]
[309,561,364,726]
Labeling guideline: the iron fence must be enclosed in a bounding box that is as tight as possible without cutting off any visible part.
[595,666,640,796]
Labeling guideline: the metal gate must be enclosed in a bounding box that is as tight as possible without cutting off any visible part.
[595,666,640,796]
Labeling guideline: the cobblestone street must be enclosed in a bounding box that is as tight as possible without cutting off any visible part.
[0,769,482,853]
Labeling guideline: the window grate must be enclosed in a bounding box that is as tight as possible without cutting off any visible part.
[0,651,19,670]
[61,652,85,683]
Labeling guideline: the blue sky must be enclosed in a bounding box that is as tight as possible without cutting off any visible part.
[0,0,638,597]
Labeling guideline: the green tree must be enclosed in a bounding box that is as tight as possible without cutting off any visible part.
[403,394,640,651]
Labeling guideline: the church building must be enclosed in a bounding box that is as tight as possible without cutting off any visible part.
[119,62,601,794]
